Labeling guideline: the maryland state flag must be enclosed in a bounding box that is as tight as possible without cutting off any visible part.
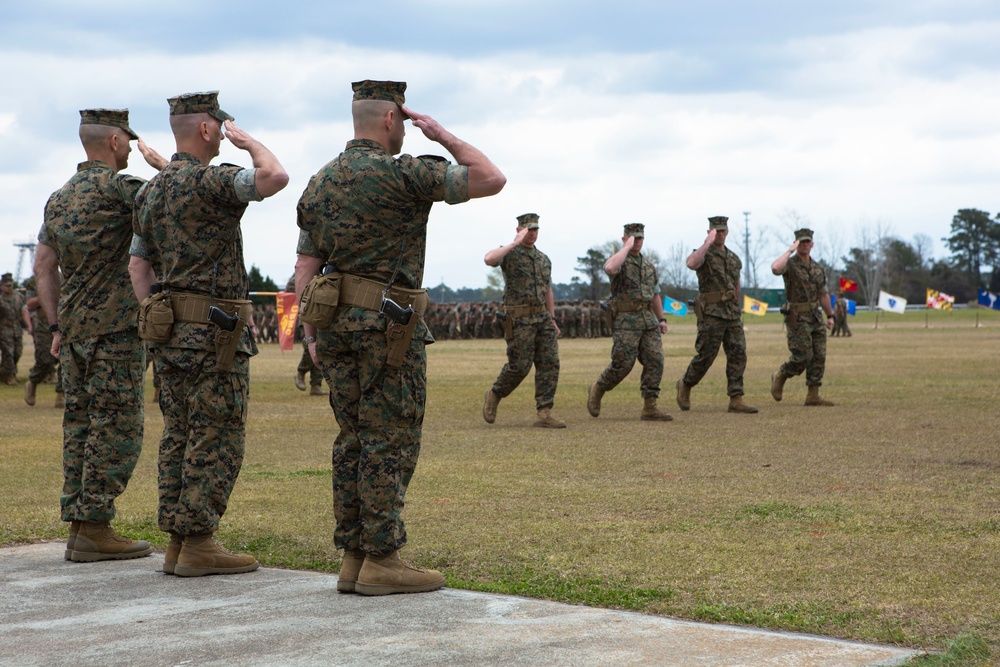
[743,295,768,316]
[276,291,299,351]
[925,288,955,311]
[839,276,859,292]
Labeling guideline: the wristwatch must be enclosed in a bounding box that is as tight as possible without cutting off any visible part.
[658,318,667,324]
[302,336,316,344]
[49,324,60,333]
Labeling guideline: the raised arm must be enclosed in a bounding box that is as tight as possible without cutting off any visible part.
[223,120,289,199]
[687,230,716,270]
[403,106,506,199]
[484,228,529,266]
[604,237,634,276]
[771,240,799,275]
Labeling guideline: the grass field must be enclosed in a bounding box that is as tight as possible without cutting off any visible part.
[2,308,999,663]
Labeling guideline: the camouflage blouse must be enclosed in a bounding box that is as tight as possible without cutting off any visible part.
[40,161,144,343]
[780,254,828,323]
[697,245,743,320]
[501,245,551,310]
[296,139,469,339]
[133,152,259,354]
[610,252,660,331]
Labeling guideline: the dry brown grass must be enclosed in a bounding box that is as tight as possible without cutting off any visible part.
[2,307,999,656]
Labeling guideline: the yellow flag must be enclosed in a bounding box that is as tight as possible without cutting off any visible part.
[743,295,768,317]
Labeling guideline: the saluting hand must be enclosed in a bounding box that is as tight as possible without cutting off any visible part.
[222,120,257,151]
[137,139,168,171]
[402,106,447,143]
[705,229,717,245]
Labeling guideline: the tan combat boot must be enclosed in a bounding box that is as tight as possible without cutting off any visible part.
[70,522,153,562]
[162,533,184,575]
[804,386,835,406]
[310,384,327,396]
[482,388,500,424]
[533,408,566,429]
[24,379,36,406]
[337,549,366,593]
[294,371,306,391]
[64,520,81,560]
[354,551,445,596]
[54,391,65,408]
[587,383,605,417]
[770,370,788,402]
[728,395,759,414]
[641,397,673,421]
[675,379,691,411]
[173,534,259,577]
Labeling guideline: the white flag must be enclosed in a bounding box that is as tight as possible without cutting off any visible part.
[877,290,907,314]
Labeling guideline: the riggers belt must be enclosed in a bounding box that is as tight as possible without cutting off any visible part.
[501,303,547,340]
[299,271,428,369]
[783,300,819,327]
[693,290,735,324]
[137,291,252,371]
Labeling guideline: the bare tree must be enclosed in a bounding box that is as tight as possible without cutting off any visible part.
[842,217,894,306]
[661,240,696,293]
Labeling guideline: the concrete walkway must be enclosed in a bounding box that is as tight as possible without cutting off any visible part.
[0,543,920,666]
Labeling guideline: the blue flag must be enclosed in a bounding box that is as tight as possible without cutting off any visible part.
[831,294,857,316]
[662,295,688,317]
[978,289,1000,311]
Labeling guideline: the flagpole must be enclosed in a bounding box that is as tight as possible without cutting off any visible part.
[874,309,879,330]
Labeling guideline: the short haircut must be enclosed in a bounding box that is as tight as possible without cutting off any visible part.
[169,112,214,138]
[78,123,119,150]
[352,99,396,133]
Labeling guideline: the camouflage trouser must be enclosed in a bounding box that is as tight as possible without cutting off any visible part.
[29,327,60,387]
[298,343,323,387]
[0,324,22,380]
[154,347,250,535]
[682,315,747,397]
[60,329,144,523]
[596,327,664,398]
[316,329,425,557]
[491,316,560,410]
[780,314,827,387]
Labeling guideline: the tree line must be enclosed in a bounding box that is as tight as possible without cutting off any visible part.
[247,208,1000,306]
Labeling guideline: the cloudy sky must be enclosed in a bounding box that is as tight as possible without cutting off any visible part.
[2,0,999,291]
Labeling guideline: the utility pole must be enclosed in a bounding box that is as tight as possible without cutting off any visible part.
[742,211,751,291]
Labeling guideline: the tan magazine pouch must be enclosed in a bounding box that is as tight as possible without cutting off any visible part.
[299,273,342,330]
[503,315,514,340]
[137,292,174,343]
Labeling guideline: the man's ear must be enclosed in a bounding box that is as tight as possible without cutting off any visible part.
[385,108,396,131]
[108,132,120,153]
[199,120,211,142]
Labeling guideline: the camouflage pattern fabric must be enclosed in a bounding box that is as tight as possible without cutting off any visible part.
[135,151,260,536]
[154,349,249,534]
[491,244,560,409]
[1,285,26,381]
[682,245,747,395]
[597,328,664,398]
[596,252,664,397]
[697,246,742,319]
[609,253,660,330]
[500,245,550,308]
[60,329,144,522]
[42,159,147,522]
[315,331,424,554]
[298,345,323,387]
[778,254,829,386]
[491,317,560,409]
[296,138,468,556]
[682,316,747,396]
[23,277,60,387]
[42,161,144,343]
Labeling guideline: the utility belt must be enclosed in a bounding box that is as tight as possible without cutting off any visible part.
[605,299,651,328]
[781,300,820,327]
[693,290,736,323]
[500,303,547,339]
[700,290,735,305]
[299,271,428,368]
[137,291,252,371]
[611,299,651,313]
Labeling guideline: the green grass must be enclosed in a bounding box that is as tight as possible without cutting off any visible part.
[3,307,999,663]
